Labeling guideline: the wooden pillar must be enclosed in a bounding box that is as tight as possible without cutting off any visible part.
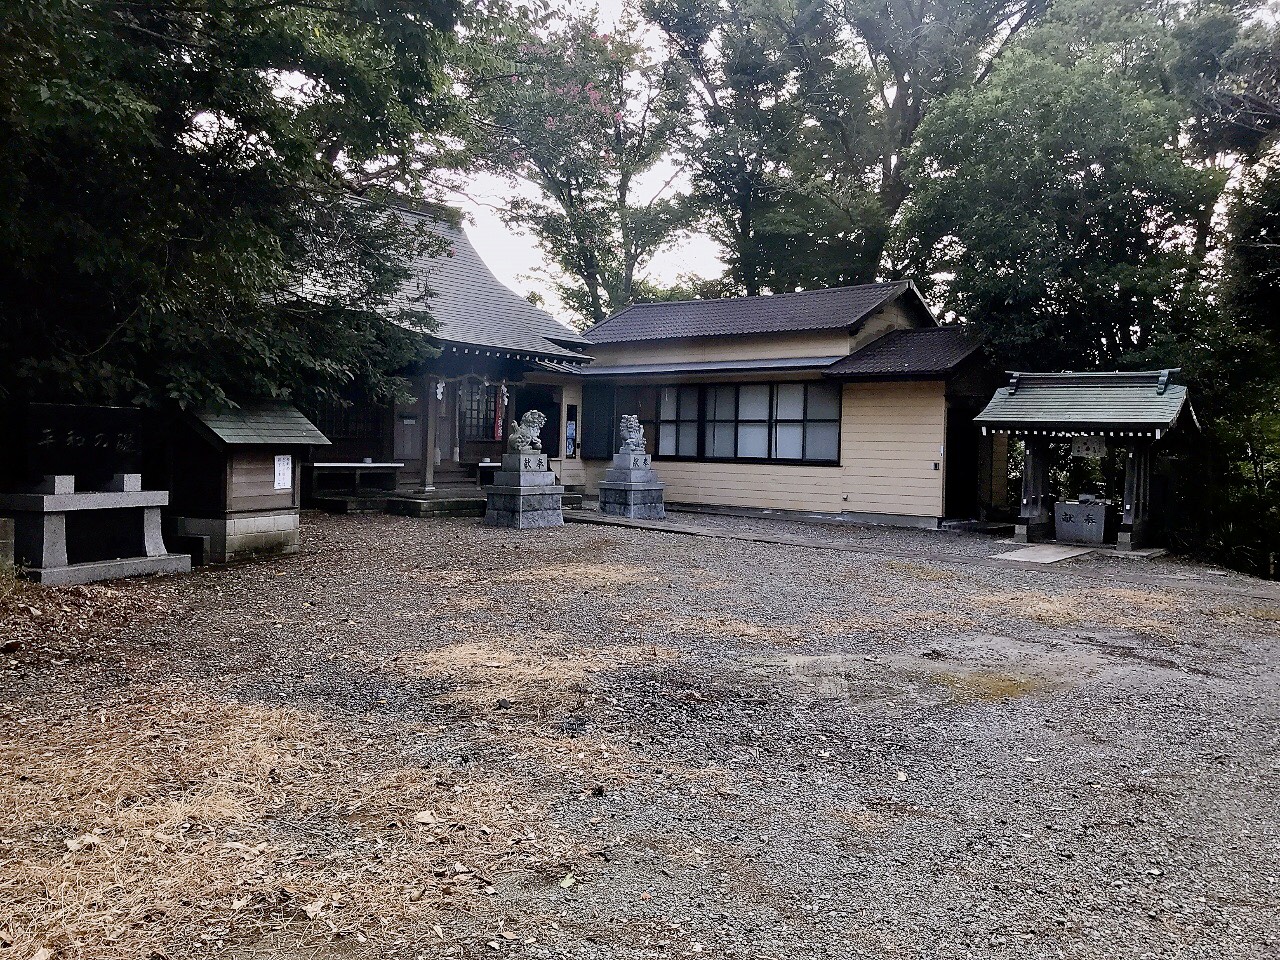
[1016,436,1054,543]
[1119,439,1152,552]
[452,382,462,463]
[420,376,438,492]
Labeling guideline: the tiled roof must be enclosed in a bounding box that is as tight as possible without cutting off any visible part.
[545,358,844,378]
[583,281,916,344]
[825,327,984,379]
[194,403,330,446]
[387,205,590,362]
[975,371,1190,434]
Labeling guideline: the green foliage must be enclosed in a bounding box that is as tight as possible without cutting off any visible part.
[896,25,1224,370]
[470,8,689,327]
[643,0,1050,295]
[1166,159,1280,576]
[0,0,465,410]
[646,0,882,294]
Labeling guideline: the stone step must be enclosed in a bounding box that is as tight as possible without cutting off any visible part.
[310,495,389,514]
[386,497,486,518]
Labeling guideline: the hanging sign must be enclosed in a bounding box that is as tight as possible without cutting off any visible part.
[274,454,293,490]
[1071,436,1107,460]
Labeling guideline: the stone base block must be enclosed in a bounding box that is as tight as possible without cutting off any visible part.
[30,553,191,586]
[1014,520,1053,544]
[492,469,559,488]
[483,508,564,529]
[484,483,564,529]
[599,482,665,520]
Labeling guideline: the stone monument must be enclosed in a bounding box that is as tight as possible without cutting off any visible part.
[0,404,191,584]
[483,410,564,529]
[598,415,665,520]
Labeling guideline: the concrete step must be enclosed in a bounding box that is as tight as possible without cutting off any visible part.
[387,496,486,518]
[310,495,389,515]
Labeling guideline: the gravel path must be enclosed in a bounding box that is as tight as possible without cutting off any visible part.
[2,512,1278,959]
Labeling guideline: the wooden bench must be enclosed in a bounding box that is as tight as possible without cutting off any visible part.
[309,461,404,494]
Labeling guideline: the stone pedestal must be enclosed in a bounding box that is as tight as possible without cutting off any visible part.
[483,453,564,529]
[598,450,665,520]
[0,474,191,584]
[0,517,13,572]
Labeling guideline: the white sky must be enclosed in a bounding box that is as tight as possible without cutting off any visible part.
[444,0,723,324]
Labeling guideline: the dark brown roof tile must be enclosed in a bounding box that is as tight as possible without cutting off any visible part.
[584,282,915,344]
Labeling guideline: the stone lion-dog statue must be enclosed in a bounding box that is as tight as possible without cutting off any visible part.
[619,414,647,452]
[508,409,547,452]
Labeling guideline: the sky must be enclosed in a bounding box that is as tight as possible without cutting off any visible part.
[443,0,723,326]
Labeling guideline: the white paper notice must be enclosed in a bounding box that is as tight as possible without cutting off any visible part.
[274,454,293,490]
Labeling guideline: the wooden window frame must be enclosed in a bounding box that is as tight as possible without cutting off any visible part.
[460,382,500,442]
[650,381,842,467]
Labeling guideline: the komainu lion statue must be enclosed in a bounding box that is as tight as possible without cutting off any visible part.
[508,409,547,452]
[619,414,646,452]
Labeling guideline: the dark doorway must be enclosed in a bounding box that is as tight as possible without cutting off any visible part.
[512,385,561,458]
[945,403,982,519]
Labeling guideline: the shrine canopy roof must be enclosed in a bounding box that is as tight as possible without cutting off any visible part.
[193,403,330,447]
[974,370,1190,438]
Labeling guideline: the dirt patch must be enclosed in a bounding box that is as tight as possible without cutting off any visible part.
[884,560,958,582]
[1245,605,1280,623]
[393,638,680,718]
[0,689,604,960]
[503,561,662,589]
[968,587,1183,634]
[930,670,1045,702]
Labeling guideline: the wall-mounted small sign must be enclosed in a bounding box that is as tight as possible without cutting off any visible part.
[274,454,293,490]
[565,404,579,459]
[1071,436,1107,460]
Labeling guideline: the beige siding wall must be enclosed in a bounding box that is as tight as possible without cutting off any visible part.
[582,380,947,519]
[842,381,945,517]
[589,330,851,366]
[549,379,587,487]
[849,300,930,351]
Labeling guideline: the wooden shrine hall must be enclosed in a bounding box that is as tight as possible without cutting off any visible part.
[975,370,1193,551]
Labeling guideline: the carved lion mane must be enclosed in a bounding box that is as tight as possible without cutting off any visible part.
[619,414,646,452]
[508,409,548,452]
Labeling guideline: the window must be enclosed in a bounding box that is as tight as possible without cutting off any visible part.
[613,386,658,456]
[461,382,500,442]
[657,386,699,457]
[633,381,841,464]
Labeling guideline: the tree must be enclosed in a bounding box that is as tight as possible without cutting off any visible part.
[837,0,1050,237]
[643,0,870,294]
[895,12,1224,371]
[642,0,1052,295]
[472,10,689,327]
[0,0,467,411]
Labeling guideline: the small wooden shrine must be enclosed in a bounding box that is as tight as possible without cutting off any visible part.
[166,403,330,564]
[975,370,1193,551]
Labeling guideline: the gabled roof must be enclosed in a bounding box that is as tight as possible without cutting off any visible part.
[975,370,1190,437]
[386,204,590,362]
[584,281,928,345]
[193,403,330,446]
[825,327,983,380]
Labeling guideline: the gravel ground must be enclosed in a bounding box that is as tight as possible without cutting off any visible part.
[2,512,1278,960]
[585,505,1272,588]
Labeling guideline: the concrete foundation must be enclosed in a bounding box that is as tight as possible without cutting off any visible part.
[483,453,564,529]
[0,517,14,571]
[166,511,300,565]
